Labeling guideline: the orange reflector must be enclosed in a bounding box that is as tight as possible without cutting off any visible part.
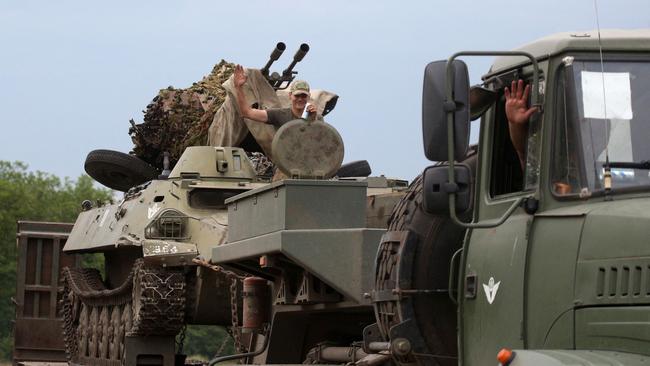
[497,348,514,364]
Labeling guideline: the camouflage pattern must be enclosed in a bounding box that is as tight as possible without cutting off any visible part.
[128,61,236,169]
[289,80,310,95]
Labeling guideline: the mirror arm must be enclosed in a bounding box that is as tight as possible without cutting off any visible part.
[444,51,539,228]
[449,194,525,228]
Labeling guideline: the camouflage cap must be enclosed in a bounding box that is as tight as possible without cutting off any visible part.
[289,80,310,96]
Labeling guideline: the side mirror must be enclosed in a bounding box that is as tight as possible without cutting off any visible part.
[422,60,470,162]
[423,164,473,215]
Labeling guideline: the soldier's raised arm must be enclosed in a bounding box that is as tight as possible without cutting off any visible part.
[505,79,538,168]
[234,65,269,123]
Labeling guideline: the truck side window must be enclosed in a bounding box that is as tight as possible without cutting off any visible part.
[551,67,583,195]
[490,92,524,196]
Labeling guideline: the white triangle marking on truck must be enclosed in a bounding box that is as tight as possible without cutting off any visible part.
[483,277,501,304]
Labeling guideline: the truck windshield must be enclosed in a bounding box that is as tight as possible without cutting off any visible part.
[552,59,650,196]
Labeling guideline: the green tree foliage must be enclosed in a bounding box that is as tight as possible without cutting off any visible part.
[0,161,113,360]
[180,325,235,362]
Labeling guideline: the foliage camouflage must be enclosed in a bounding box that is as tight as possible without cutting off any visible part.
[128,60,236,170]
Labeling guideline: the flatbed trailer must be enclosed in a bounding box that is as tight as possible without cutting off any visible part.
[13,221,80,365]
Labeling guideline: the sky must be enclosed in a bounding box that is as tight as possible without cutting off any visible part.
[1,0,649,184]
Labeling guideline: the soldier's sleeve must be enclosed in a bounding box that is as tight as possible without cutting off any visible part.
[266,108,282,127]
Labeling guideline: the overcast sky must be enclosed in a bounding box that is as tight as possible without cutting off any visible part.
[1,0,649,184]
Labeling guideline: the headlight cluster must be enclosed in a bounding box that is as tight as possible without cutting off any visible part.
[145,209,189,240]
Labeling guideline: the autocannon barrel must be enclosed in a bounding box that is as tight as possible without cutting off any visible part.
[282,43,310,76]
[261,42,286,77]
[293,43,310,62]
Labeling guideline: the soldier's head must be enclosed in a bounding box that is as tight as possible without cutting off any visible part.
[289,80,310,110]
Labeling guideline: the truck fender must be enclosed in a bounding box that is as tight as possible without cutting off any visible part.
[507,349,650,366]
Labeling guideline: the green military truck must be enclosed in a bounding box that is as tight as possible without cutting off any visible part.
[410,28,650,366]
[379,28,650,366]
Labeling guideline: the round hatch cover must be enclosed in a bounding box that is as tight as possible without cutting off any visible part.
[271,119,344,179]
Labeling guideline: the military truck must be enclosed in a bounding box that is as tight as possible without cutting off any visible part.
[365,28,650,366]
[210,29,650,366]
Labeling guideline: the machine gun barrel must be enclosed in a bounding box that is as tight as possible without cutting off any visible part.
[260,42,286,77]
[282,43,310,76]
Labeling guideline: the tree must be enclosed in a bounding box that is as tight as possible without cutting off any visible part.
[0,161,113,360]
[181,325,235,362]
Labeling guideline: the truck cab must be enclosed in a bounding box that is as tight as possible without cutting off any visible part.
[422,29,650,365]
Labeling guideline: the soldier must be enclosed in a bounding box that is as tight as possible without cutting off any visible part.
[233,64,320,126]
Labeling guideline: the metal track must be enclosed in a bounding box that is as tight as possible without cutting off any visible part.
[61,259,186,365]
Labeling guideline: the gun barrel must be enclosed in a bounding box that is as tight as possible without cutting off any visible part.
[261,42,286,76]
[282,43,310,76]
[293,43,310,62]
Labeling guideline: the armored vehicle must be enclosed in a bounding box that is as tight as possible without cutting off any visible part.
[60,146,268,365]
[211,29,650,366]
[57,43,407,366]
[61,143,405,366]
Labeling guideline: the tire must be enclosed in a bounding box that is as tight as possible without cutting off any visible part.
[336,160,371,177]
[376,151,477,366]
[85,149,159,192]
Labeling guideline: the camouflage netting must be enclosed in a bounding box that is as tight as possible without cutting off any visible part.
[128,60,236,170]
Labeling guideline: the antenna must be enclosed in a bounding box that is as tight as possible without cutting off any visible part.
[593,0,612,199]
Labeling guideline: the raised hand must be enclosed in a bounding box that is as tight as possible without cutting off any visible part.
[504,79,537,125]
[234,65,247,88]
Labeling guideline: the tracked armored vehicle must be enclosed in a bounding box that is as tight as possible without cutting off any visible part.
[59,43,408,366]
[61,136,406,366]
[60,146,268,365]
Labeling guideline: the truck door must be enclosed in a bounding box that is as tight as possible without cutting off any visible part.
[461,82,538,365]
[14,221,79,364]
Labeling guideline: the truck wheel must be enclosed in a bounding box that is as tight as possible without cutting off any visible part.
[375,150,476,365]
[336,160,371,177]
[85,149,158,192]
